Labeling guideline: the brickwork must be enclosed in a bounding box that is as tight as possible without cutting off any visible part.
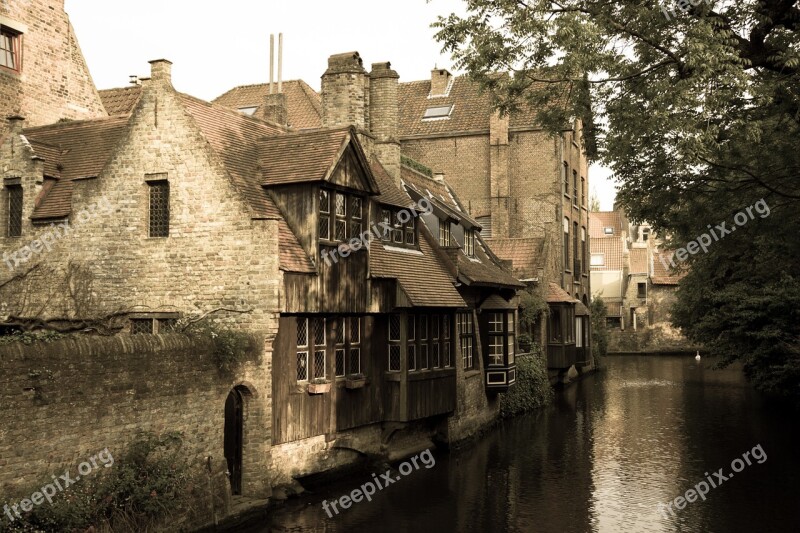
[0,333,272,526]
[321,52,369,130]
[0,0,106,137]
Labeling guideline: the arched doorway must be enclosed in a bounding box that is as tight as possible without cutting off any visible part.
[224,387,247,495]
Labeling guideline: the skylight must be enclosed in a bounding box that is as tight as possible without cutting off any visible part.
[423,105,453,120]
[238,106,258,115]
[603,227,614,235]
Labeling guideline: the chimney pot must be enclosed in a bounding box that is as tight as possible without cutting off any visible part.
[434,172,445,182]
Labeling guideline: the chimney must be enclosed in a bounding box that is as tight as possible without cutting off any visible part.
[6,115,25,136]
[369,62,400,180]
[263,34,288,125]
[321,52,368,129]
[430,68,452,97]
[148,59,173,85]
[433,171,445,182]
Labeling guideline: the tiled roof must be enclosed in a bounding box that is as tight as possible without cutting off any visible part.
[484,237,545,280]
[590,238,624,271]
[651,251,686,285]
[371,158,414,208]
[99,85,142,115]
[546,283,576,304]
[259,127,350,186]
[399,166,521,289]
[629,247,649,274]
[213,80,323,130]
[370,230,465,308]
[398,75,541,137]
[179,93,314,273]
[589,211,625,239]
[23,116,131,220]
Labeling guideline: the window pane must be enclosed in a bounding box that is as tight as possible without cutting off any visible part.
[313,318,325,346]
[489,336,504,366]
[131,319,153,334]
[351,197,362,219]
[389,315,401,341]
[350,318,360,344]
[489,313,503,333]
[319,215,330,240]
[335,219,347,241]
[334,319,344,344]
[296,351,308,381]
[319,189,330,213]
[335,349,345,377]
[420,344,429,369]
[314,350,326,379]
[432,344,440,368]
[507,312,515,333]
[420,315,428,340]
[389,345,401,372]
[350,220,362,239]
[149,181,170,237]
[432,315,439,339]
[408,344,417,371]
[7,185,22,237]
[443,315,450,339]
[444,342,451,367]
[349,348,361,375]
[335,193,346,216]
[297,318,308,346]
[508,335,515,365]
[157,318,177,333]
[407,315,415,340]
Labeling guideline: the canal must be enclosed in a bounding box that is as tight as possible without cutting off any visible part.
[249,355,800,532]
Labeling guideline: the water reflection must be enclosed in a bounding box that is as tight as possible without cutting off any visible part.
[248,356,800,533]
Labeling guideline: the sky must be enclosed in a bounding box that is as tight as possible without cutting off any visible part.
[64,0,616,209]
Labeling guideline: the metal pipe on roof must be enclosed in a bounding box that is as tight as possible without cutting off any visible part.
[269,34,275,95]
[278,33,283,94]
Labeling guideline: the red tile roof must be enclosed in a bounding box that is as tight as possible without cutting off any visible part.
[370,230,465,308]
[398,75,542,137]
[23,116,131,220]
[589,211,625,239]
[213,80,323,130]
[371,158,414,208]
[484,237,545,280]
[99,85,142,115]
[546,283,576,304]
[651,250,686,285]
[399,166,522,288]
[590,238,624,271]
[259,127,349,186]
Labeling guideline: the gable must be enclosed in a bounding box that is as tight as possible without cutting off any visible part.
[327,146,374,193]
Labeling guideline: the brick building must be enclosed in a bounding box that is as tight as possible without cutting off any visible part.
[0,5,524,522]
[0,0,106,137]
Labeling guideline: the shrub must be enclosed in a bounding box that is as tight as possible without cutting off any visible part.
[590,296,608,360]
[183,321,257,373]
[0,330,65,345]
[500,344,553,417]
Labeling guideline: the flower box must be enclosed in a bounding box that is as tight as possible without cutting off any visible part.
[345,376,366,389]
[307,381,331,394]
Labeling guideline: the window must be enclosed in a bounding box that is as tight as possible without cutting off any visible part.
[638,282,647,299]
[238,106,258,115]
[148,181,169,237]
[488,313,504,366]
[573,221,579,274]
[550,308,562,342]
[422,105,453,120]
[458,312,475,370]
[388,314,401,372]
[408,315,417,371]
[603,227,614,235]
[507,312,515,365]
[349,318,361,375]
[591,253,605,266]
[350,197,362,238]
[335,192,347,240]
[464,229,475,256]
[157,318,177,332]
[581,227,587,274]
[443,315,452,367]
[405,218,416,245]
[335,319,345,377]
[319,189,331,240]
[312,318,326,380]
[642,228,651,242]
[562,162,569,195]
[297,318,309,381]
[7,184,22,237]
[131,319,154,334]
[572,170,578,202]
[581,177,586,206]
[0,27,21,72]
[439,220,451,246]
[393,211,403,243]
[563,218,570,271]
[380,209,391,241]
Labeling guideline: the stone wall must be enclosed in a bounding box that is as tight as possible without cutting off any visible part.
[0,0,106,137]
[0,333,272,525]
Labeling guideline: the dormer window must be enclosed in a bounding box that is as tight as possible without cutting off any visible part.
[380,207,417,248]
[319,188,363,243]
[603,227,614,235]
[439,220,452,246]
[464,229,475,256]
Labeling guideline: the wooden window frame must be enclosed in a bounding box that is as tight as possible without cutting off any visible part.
[147,180,170,238]
[0,26,22,74]
[6,184,22,237]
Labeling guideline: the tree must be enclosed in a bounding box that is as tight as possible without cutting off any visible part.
[435,0,800,401]
[590,296,608,359]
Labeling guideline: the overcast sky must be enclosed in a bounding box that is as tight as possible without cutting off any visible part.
[64,0,615,209]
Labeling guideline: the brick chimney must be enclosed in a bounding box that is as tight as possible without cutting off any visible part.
[369,62,400,180]
[148,59,173,86]
[321,52,368,129]
[263,93,288,125]
[430,68,452,97]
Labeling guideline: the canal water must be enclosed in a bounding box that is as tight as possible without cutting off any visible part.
[249,355,800,533]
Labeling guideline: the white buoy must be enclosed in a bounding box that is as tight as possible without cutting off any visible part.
[695,351,701,361]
